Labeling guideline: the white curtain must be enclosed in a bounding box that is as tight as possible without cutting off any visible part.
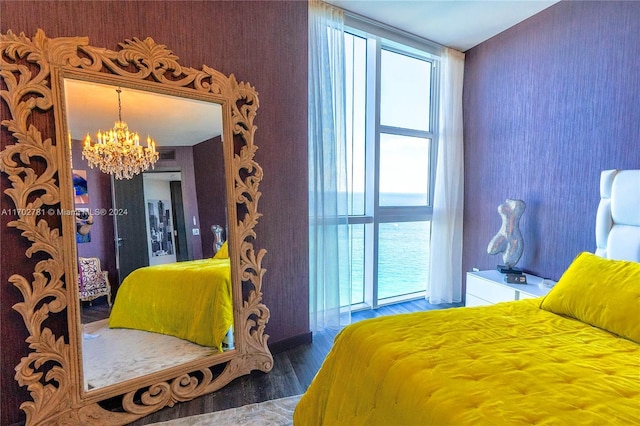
[308,0,351,331]
[427,47,465,304]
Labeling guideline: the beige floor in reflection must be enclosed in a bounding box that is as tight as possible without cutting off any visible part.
[82,319,219,390]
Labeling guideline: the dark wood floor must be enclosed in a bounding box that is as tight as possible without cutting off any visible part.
[80,300,112,323]
[80,298,462,425]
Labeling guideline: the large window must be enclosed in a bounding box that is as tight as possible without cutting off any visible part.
[344,28,439,309]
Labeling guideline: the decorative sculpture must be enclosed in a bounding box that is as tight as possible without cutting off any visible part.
[487,199,526,274]
[212,224,225,254]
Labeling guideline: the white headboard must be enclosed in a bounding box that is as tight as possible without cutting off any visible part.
[595,169,640,262]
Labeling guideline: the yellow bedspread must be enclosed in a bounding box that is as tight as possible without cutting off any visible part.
[294,299,640,425]
[109,258,232,350]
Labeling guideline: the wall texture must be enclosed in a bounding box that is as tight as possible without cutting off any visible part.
[0,2,309,424]
[71,142,118,286]
[194,136,227,259]
[463,0,640,283]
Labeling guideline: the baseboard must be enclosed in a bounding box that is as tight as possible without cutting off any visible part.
[268,331,312,354]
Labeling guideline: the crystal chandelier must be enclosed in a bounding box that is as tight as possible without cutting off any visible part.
[82,87,158,180]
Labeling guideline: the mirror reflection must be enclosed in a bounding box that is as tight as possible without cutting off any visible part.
[64,79,232,391]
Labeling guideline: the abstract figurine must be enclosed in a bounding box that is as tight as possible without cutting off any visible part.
[487,199,525,273]
[211,224,224,255]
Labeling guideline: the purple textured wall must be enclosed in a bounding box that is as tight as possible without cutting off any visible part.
[1,2,308,424]
[463,0,640,284]
[193,136,227,259]
[71,141,118,288]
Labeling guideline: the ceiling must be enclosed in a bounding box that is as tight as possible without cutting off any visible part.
[325,0,560,51]
[64,79,223,149]
[65,2,560,148]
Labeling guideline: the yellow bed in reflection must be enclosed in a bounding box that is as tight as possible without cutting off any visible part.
[109,257,232,351]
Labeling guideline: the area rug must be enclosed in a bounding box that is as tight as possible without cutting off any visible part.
[82,319,218,390]
[150,394,302,425]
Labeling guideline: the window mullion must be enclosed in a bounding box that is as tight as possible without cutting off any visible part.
[367,35,380,309]
[379,124,433,140]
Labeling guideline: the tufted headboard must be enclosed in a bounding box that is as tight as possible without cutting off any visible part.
[595,169,640,262]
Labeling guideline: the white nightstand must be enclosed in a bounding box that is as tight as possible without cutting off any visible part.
[465,270,554,307]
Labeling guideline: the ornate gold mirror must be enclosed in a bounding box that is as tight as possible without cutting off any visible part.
[0,29,272,425]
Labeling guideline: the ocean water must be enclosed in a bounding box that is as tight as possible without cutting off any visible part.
[346,193,431,304]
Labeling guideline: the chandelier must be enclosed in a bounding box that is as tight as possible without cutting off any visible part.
[82,87,158,180]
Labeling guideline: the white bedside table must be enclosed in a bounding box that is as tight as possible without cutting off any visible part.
[465,270,554,307]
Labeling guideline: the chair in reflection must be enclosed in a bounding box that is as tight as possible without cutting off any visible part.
[78,257,112,307]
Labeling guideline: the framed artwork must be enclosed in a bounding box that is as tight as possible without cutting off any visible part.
[76,207,91,243]
[147,199,174,257]
[73,169,89,204]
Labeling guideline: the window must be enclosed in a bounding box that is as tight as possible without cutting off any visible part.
[344,26,439,309]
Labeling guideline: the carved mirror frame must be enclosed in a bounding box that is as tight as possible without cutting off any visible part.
[0,30,271,425]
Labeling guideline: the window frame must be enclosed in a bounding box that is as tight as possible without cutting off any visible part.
[343,16,442,309]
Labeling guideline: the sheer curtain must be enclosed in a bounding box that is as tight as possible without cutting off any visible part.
[308,0,351,331]
[427,47,465,304]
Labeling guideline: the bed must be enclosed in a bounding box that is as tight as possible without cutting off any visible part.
[294,169,640,425]
[108,249,233,351]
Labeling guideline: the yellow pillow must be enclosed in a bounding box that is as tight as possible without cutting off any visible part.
[540,252,640,343]
[213,241,229,259]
